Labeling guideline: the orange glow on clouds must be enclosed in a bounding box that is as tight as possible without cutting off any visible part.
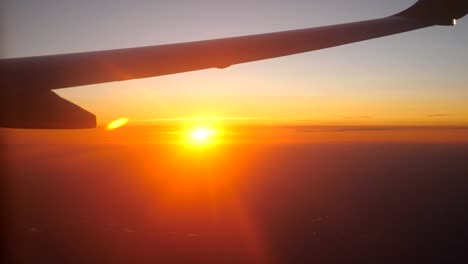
[106,117,129,130]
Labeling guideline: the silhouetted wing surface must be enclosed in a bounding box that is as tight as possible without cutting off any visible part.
[3,0,468,91]
[1,17,431,91]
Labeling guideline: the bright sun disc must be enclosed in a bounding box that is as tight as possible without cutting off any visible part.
[192,128,211,140]
[186,127,218,146]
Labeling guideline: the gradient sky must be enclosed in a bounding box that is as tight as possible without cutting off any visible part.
[2,0,468,126]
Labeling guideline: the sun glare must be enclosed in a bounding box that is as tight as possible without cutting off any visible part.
[186,127,217,145]
[192,128,211,140]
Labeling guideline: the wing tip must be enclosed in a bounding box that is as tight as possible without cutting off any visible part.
[397,0,468,25]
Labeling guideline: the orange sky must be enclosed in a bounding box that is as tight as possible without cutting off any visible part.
[54,68,468,128]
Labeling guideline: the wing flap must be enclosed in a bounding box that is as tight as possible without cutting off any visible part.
[0,90,96,129]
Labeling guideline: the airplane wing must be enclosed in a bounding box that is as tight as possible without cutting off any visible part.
[1,0,467,129]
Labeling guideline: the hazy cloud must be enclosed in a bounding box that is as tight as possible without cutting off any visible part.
[427,113,453,118]
[342,116,373,119]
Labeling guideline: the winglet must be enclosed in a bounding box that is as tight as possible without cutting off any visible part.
[397,0,468,25]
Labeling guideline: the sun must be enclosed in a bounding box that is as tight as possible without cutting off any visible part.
[191,128,211,140]
[186,127,217,145]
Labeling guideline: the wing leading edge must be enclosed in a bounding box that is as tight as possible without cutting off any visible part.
[1,0,467,129]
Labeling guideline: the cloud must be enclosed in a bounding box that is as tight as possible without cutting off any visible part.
[132,117,267,122]
[342,116,373,119]
[294,125,468,133]
[427,113,453,118]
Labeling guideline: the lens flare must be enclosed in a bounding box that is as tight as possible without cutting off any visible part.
[106,117,129,130]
